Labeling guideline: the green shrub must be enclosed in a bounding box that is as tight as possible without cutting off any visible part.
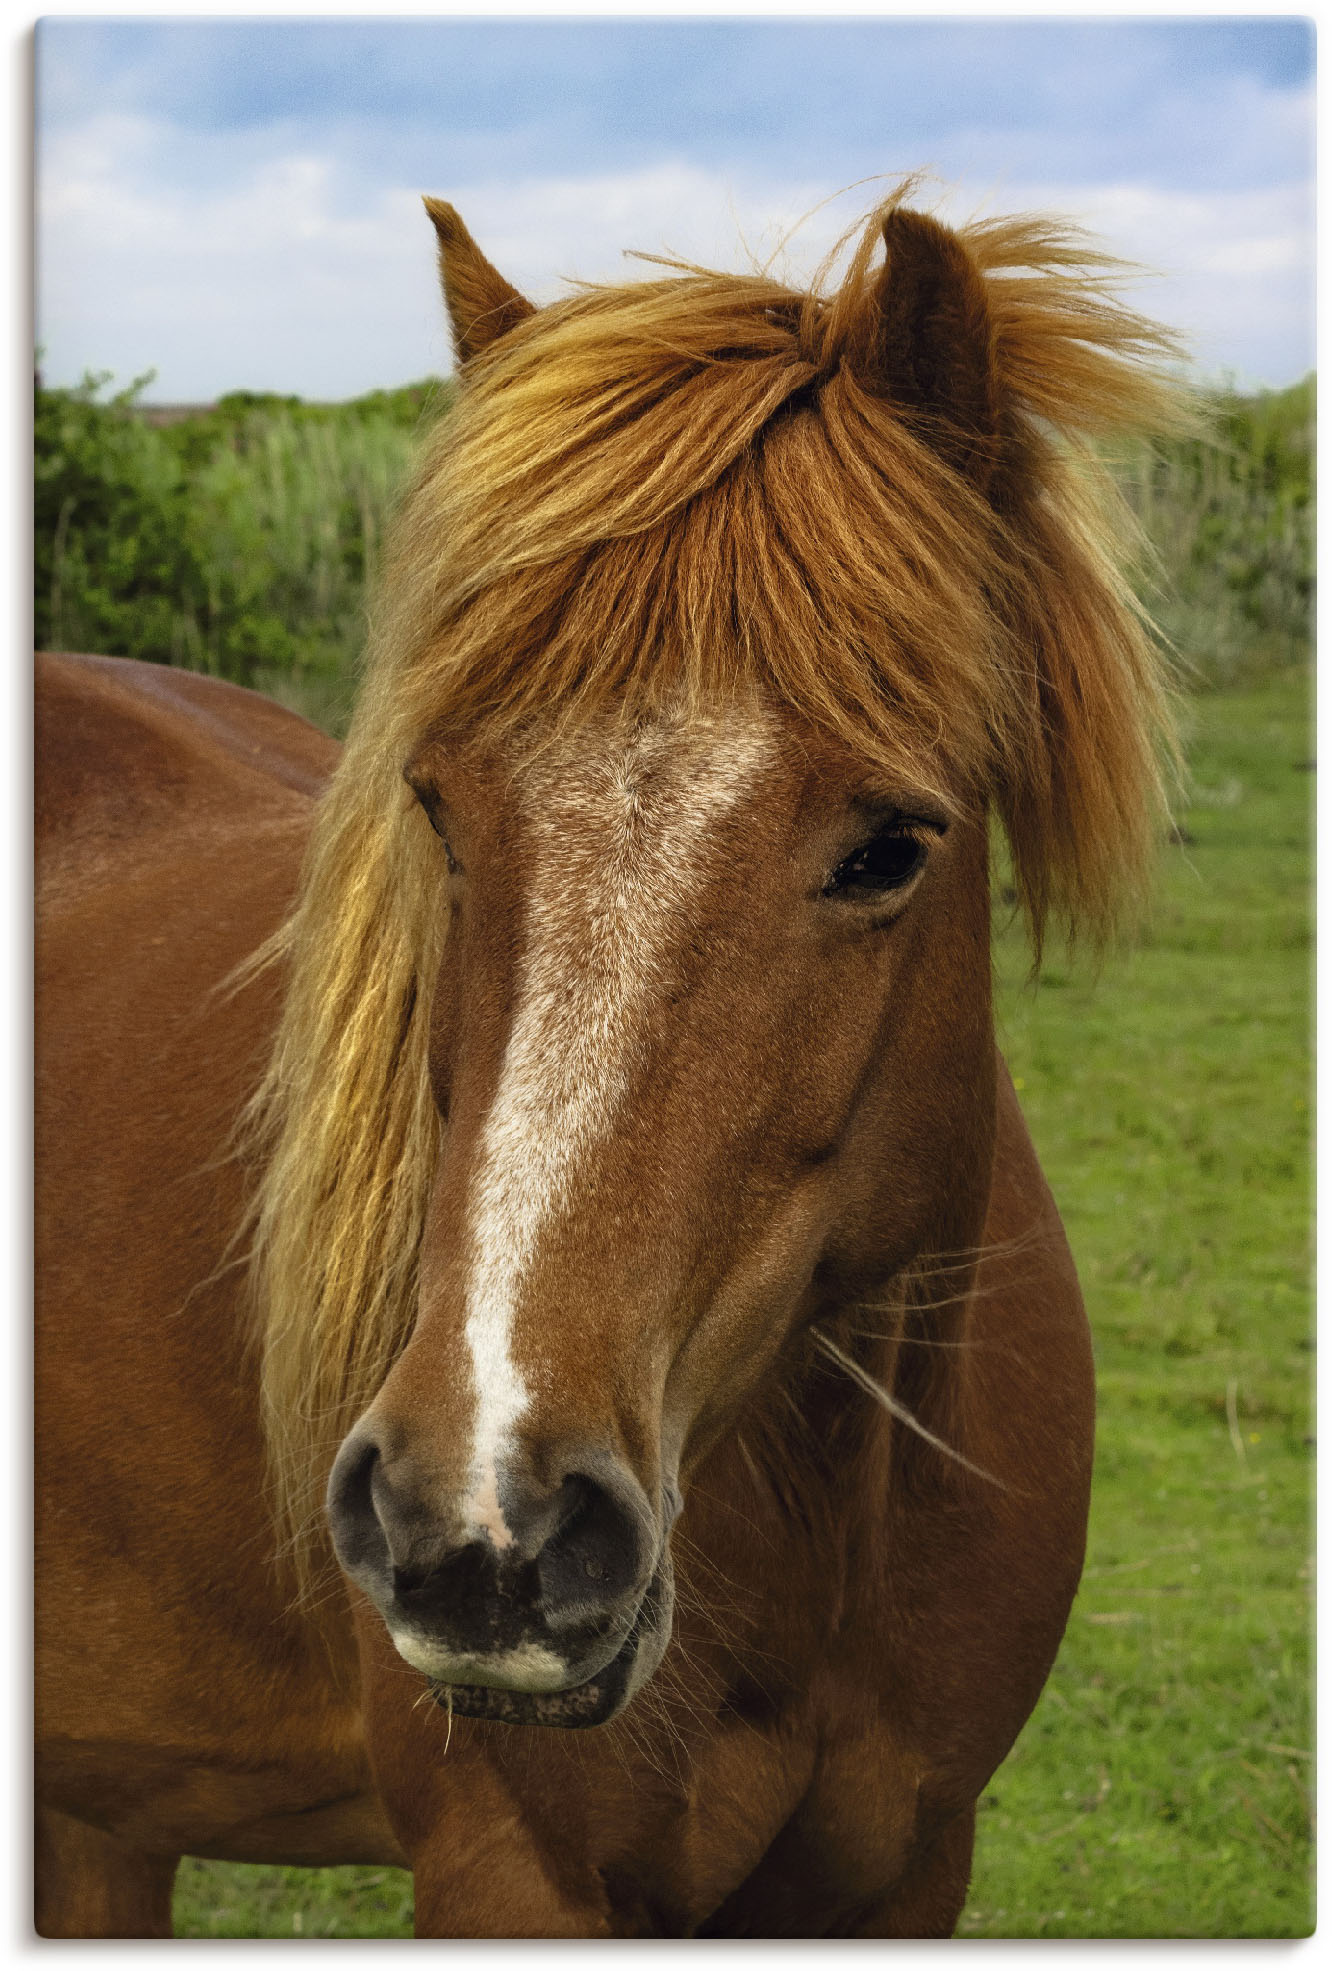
[1115,376,1314,684]
[33,368,1312,731]
[34,372,452,727]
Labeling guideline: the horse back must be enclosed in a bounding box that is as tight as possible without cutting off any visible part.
[36,652,338,879]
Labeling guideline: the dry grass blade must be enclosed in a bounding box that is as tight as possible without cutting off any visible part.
[810,1327,1005,1487]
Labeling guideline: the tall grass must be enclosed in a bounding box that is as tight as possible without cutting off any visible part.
[1118,377,1314,684]
[35,376,449,732]
[34,371,1314,732]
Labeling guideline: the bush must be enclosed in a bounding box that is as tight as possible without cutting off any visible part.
[34,372,452,726]
[1115,376,1314,684]
[33,368,1312,731]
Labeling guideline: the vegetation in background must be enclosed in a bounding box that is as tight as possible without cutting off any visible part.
[34,372,1313,727]
[1119,376,1314,684]
[34,373,451,731]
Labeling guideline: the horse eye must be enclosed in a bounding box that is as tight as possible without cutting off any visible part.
[405,773,459,872]
[824,827,926,898]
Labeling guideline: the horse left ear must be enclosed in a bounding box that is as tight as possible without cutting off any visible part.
[850,207,1000,493]
[423,198,535,364]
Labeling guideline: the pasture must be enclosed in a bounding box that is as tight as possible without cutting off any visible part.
[169,669,1313,1939]
[964,669,1313,1938]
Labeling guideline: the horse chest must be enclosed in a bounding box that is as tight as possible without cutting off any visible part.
[574,1703,920,1938]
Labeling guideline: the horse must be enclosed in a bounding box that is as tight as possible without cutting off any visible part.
[35,186,1187,1937]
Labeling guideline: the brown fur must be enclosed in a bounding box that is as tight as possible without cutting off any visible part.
[246,187,1189,1599]
[36,186,1184,1935]
[423,198,536,360]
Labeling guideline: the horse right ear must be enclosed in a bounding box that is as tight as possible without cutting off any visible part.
[849,206,1000,494]
[423,198,535,363]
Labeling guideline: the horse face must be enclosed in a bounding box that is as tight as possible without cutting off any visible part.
[327,701,995,1725]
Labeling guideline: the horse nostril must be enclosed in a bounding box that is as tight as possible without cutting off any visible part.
[537,1469,646,1621]
[327,1431,655,1664]
[326,1431,392,1578]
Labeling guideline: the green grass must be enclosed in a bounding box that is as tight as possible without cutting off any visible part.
[172,670,1313,1939]
[961,669,1314,1937]
[173,1862,413,1940]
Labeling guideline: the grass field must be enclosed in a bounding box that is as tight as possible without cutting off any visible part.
[960,669,1314,1938]
[172,667,1313,1939]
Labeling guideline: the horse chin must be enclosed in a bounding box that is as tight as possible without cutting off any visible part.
[427,1557,674,1731]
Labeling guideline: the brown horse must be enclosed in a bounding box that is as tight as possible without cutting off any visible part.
[35,187,1187,1937]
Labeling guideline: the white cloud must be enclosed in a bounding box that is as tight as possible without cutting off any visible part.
[973,178,1314,384]
[35,115,1312,400]
[37,114,449,397]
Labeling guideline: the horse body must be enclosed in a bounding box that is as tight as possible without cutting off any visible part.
[35,655,402,1927]
[35,654,1091,1936]
[35,188,1184,1936]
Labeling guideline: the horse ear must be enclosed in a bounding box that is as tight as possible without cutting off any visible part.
[851,207,999,492]
[423,198,535,363]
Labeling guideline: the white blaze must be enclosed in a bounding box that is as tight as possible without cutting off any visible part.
[459,710,776,1547]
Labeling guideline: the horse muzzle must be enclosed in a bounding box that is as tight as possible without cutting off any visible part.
[426,1556,676,1729]
[326,1427,677,1728]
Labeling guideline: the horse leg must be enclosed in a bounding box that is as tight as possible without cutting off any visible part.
[34,1806,179,1939]
[413,1861,614,1940]
[848,1806,976,1939]
[405,1771,614,1939]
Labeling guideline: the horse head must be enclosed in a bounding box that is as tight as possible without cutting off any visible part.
[251,191,1183,1727]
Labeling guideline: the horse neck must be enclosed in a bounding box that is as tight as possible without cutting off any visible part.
[674,1239,986,1696]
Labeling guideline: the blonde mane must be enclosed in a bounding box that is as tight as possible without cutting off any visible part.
[245,189,1192,1595]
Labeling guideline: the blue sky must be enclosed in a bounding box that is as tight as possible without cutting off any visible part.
[35,14,1316,399]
